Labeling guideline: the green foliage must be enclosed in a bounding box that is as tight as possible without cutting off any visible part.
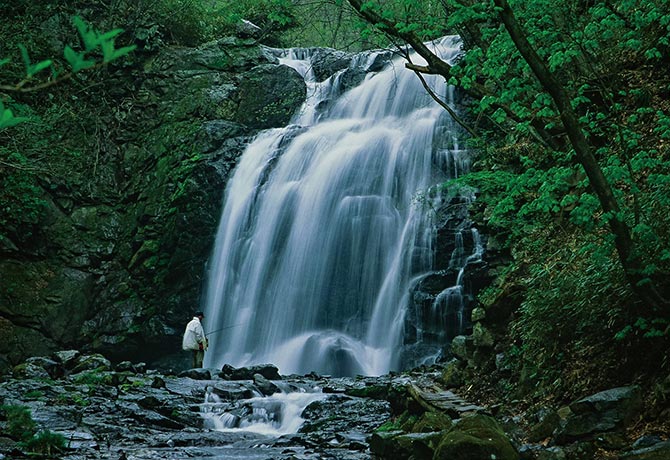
[192,0,299,45]
[0,404,66,455]
[0,16,136,131]
[514,233,630,360]
[0,99,29,129]
[0,147,48,240]
[120,378,146,393]
[397,0,670,395]
[348,0,450,48]
[71,369,112,386]
[20,430,66,456]
[23,390,46,399]
[1,405,36,441]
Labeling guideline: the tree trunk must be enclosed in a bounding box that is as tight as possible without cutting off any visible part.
[346,0,667,308]
[493,0,665,308]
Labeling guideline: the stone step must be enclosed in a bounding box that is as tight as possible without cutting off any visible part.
[408,384,486,418]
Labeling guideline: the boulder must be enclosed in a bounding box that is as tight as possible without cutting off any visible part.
[369,430,443,460]
[115,361,146,374]
[178,368,211,380]
[219,364,281,380]
[412,410,453,433]
[24,356,63,379]
[70,354,112,374]
[235,19,262,39]
[309,48,353,82]
[253,373,280,396]
[12,362,51,380]
[619,440,670,460]
[53,350,80,368]
[209,382,254,400]
[234,64,306,129]
[300,394,391,437]
[439,359,465,388]
[554,386,642,442]
[368,430,408,459]
[450,336,475,361]
[472,322,495,348]
[528,408,561,442]
[434,414,519,460]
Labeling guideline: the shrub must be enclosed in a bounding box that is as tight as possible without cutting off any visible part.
[19,430,66,456]
[1,404,36,441]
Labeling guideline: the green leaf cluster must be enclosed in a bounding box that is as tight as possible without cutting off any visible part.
[0,16,136,130]
[0,99,29,130]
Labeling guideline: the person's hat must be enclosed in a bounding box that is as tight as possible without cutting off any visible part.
[195,311,205,318]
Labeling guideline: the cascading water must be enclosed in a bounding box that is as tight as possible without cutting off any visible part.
[201,384,325,436]
[203,37,472,376]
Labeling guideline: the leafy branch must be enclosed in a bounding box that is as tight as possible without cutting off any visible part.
[0,16,136,130]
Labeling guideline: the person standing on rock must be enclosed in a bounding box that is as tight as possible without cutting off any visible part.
[182,311,207,368]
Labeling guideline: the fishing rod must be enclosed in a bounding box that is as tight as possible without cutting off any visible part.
[205,322,246,337]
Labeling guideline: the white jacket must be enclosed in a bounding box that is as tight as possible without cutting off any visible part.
[182,317,207,351]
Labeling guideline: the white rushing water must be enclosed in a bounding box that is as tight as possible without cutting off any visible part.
[201,385,325,436]
[203,37,467,376]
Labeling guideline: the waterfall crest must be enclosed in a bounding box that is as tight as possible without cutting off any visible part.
[203,37,469,376]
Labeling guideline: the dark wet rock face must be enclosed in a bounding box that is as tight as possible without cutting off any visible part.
[0,33,306,372]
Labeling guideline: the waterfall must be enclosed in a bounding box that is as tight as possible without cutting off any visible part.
[203,37,469,376]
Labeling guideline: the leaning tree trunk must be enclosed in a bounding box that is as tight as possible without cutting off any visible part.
[493,0,666,308]
[346,0,667,309]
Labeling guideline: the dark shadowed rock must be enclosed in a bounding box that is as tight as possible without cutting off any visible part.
[300,393,391,443]
[209,381,255,400]
[254,373,280,396]
[178,368,211,380]
[620,440,670,460]
[220,363,281,380]
[310,48,353,81]
[53,349,80,368]
[235,19,262,39]
[0,35,310,371]
[368,430,412,459]
[554,386,642,443]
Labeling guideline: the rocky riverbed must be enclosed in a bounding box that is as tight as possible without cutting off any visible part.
[1,351,669,460]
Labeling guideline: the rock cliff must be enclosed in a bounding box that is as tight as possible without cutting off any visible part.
[0,35,306,373]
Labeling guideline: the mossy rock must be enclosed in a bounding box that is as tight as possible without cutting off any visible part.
[375,411,417,432]
[69,354,112,375]
[12,363,51,380]
[369,430,407,459]
[413,410,453,433]
[472,322,495,348]
[434,414,519,460]
[345,383,389,400]
[370,430,443,460]
[235,64,306,129]
[440,359,465,388]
